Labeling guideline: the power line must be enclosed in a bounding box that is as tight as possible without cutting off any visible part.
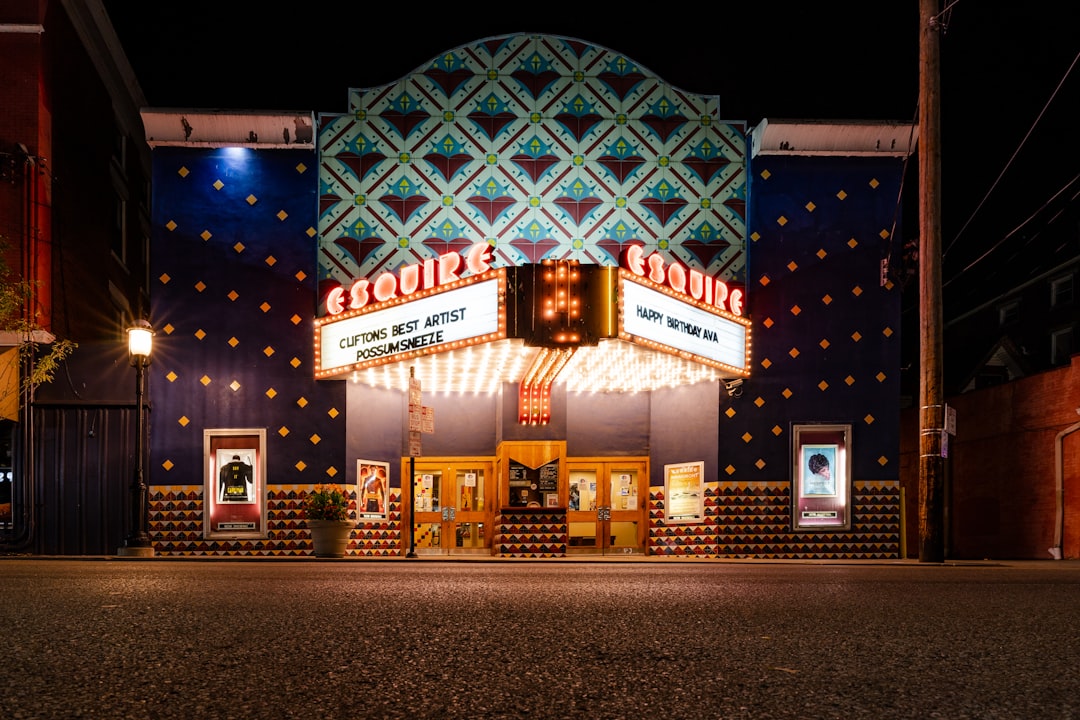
[943,172,1080,289]
[942,48,1080,259]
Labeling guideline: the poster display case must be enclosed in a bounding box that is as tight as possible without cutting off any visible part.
[792,424,852,531]
[357,459,389,520]
[204,428,267,539]
[664,461,704,524]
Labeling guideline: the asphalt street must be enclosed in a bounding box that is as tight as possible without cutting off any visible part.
[1,558,1078,719]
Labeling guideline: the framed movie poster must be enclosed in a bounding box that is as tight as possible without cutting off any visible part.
[792,424,851,531]
[204,428,267,539]
[217,449,255,503]
[357,459,389,520]
[664,461,704,524]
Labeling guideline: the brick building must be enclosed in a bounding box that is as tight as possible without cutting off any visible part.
[0,0,151,553]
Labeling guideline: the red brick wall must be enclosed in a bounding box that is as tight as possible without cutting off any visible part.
[901,354,1080,559]
[0,2,44,278]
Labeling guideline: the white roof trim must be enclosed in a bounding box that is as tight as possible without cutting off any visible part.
[0,24,45,33]
[751,118,918,158]
[141,110,316,149]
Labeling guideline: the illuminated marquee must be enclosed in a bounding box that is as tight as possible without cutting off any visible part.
[621,244,744,317]
[314,269,506,378]
[314,242,748,383]
[323,242,493,316]
[619,270,751,375]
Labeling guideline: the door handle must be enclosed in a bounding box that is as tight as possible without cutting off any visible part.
[597,506,611,520]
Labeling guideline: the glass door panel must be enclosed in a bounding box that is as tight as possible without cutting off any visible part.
[411,470,444,555]
[610,471,639,510]
[608,521,640,554]
[455,522,485,549]
[567,469,598,551]
[607,465,645,555]
[452,467,488,554]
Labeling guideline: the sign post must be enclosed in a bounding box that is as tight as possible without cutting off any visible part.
[407,368,420,558]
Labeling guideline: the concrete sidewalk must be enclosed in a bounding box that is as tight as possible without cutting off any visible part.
[6,551,1080,569]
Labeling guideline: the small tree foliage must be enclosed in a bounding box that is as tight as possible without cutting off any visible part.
[0,236,76,399]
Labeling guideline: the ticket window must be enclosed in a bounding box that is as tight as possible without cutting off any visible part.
[408,461,492,555]
[567,461,647,555]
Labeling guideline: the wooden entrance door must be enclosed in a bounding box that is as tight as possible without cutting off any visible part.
[406,459,493,555]
[566,460,648,555]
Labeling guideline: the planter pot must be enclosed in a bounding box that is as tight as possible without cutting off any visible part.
[307,519,353,558]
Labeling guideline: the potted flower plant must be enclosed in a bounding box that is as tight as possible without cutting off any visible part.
[302,484,353,557]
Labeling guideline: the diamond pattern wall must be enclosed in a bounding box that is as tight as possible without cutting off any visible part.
[317,34,746,304]
[149,485,402,557]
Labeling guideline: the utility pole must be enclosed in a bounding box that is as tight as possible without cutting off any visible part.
[918,0,945,562]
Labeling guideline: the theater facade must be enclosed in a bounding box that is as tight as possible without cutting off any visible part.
[141,34,915,558]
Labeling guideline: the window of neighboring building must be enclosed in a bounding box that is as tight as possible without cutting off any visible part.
[110,127,131,267]
[111,196,127,264]
[142,231,151,292]
[1050,326,1075,366]
[1051,274,1074,307]
[998,300,1020,327]
[113,130,127,172]
[108,281,132,341]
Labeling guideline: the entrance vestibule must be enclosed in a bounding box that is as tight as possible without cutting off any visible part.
[401,447,649,557]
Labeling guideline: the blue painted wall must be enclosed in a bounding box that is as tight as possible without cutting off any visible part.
[738,154,904,482]
[149,147,346,489]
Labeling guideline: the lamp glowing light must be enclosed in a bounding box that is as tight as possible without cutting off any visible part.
[119,319,154,557]
[127,320,154,362]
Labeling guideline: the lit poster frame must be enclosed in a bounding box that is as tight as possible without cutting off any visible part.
[204,428,267,539]
[664,461,704,524]
[792,424,851,531]
[357,459,389,520]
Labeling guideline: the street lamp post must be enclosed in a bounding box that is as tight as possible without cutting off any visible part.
[119,319,154,557]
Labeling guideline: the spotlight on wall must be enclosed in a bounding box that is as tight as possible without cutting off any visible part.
[724,378,744,398]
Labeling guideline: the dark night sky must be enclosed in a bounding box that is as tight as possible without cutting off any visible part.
[103,1,1078,303]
